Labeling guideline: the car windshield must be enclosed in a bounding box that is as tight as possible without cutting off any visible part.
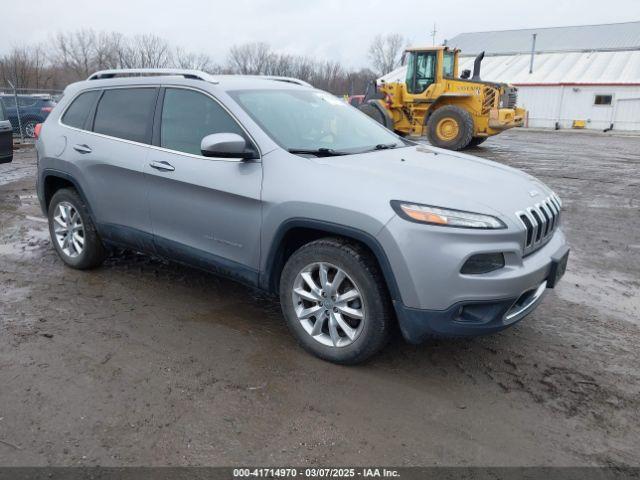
[230,89,406,154]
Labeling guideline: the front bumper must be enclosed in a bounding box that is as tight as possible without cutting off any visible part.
[394,278,552,343]
[488,107,526,131]
[377,216,569,343]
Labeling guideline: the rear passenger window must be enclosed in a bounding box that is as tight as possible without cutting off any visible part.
[61,90,101,129]
[93,88,157,143]
[0,102,6,121]
[160,88,245,156]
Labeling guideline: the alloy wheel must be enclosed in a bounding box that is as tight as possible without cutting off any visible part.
[53,201,85,258]
[291,262,365,347]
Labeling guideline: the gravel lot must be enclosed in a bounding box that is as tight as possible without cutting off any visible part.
[0,130,639,467]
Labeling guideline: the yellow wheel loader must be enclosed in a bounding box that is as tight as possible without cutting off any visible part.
[359,46,526,150]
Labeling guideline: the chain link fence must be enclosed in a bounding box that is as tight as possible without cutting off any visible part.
[0,85,63,145]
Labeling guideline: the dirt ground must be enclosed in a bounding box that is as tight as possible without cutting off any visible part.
[0,129,639,467]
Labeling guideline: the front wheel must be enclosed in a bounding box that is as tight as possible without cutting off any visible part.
[426,105,474,150]
[279,238,392,364]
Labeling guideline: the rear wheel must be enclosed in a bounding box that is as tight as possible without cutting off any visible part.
[426,105,474,150]
[48,188,107,270]
[279,238,392,364]
[22,120,38,138]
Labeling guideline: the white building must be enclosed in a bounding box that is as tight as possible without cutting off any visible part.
[448,22,640,131]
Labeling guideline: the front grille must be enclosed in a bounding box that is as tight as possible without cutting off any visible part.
[517,194,562,255]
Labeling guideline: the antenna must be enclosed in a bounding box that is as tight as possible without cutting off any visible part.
[431,23,437,46]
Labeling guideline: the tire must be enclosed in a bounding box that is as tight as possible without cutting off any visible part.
[22,120,38,138]
[426,105,474,150]
[279,237,392,365]
[465,136,488,149]
[48,188,107,270]
[359,103,385,124]
[358,102,394,130]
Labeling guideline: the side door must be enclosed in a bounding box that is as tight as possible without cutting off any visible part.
[145,86,263,285]
[62,87,158,250]
[0,100,13,163]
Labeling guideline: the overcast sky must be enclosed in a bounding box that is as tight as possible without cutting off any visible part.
[3,0,639,68]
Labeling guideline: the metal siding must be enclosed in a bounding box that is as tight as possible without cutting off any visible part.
[448,22,640,56]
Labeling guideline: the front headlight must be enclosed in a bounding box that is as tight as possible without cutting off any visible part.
[391,201,506,229]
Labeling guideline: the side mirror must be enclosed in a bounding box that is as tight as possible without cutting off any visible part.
[460,69,471,79]
[200,133,256,159]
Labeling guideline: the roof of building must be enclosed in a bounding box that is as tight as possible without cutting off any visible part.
[378,49,640,86]
[459,50,640,85]
[446,21,640,56]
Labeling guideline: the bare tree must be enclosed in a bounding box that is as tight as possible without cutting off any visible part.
[368,33,406,75]
[118,34,173,68]
[53,30,98,79]
[2,31,379,96]
[94,32,125,70]
[227,42,274,75]
[173,48,220,72]
[311,60,344,92]
[0,45,53,89]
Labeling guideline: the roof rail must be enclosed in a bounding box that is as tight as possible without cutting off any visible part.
[87,68,219,83]
[256,76,313,87]
[86,69,313,88]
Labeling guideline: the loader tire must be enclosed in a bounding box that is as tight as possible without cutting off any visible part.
[465,136,488,149]
[359,102,393,130]
[426,105,474,151]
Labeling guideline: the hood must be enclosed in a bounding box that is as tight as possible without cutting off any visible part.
[314,145,553,221]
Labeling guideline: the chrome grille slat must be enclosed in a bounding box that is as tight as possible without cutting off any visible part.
[516,195,562,255]
[539,202,552,236]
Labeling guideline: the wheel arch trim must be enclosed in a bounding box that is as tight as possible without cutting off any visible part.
[260,218,402,304]
[39,169,95,220]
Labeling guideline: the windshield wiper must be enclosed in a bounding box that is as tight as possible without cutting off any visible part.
[373,143,399,150]
[288,148,348,157]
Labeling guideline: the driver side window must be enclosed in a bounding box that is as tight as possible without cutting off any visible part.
[161,88,246,156]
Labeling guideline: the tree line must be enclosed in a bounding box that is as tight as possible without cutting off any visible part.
[0,30,408,95]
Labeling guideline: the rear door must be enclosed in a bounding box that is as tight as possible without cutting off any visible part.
[0,100,12,164]
[144,86,263,284]
[61,87,158,249]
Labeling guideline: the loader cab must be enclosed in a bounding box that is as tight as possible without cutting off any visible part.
[403,47,459,94]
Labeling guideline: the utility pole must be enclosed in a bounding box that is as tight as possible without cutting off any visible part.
[431,23,437,46]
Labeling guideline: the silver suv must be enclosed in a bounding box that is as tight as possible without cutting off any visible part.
[36,69,569,364]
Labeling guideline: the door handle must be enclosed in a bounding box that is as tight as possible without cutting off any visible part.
[73,144,92,154]
[149,160,175,172]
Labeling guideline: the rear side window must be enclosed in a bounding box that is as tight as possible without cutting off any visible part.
[61,90,101,129]
[93,88,157,144]
[0,101,6,121]
[160,88,245,156]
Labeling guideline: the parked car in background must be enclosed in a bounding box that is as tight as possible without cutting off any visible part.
[0,94,56,138]
[347,94,365,107]
[0,98,13,163]
[35,69,569,364]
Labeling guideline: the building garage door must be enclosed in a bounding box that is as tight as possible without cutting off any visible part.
[614,98,640,131]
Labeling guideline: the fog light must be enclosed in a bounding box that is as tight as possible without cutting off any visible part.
[461,253,505,274]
